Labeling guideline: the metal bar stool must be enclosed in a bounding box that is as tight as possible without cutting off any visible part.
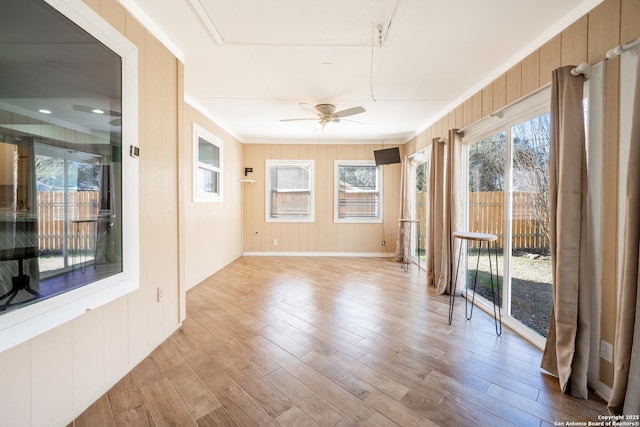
[0,246,40,311]
[71,219,98,274]
[449,231,502,336]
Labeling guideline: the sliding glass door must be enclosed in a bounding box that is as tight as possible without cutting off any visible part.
[35,145,101,276]
[410,149,430,266]
[464,107,552,339]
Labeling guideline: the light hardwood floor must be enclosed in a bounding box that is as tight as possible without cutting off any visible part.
[74,256,607,426]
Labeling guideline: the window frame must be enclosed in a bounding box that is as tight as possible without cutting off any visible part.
[461,87,551,348]
[334,160,383,224]
[193,124,223,203]
[265,159,315,223]
[0,0,139,353]
[463,85,592,348]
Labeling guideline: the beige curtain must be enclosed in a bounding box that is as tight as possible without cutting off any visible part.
[608,45,640,415]
[541,66,590,399]
[394,155,410,262]
[441,130,463,294]
[427,131,462,295]
[427,138,445,290]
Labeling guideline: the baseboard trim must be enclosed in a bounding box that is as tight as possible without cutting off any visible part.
[242,251,394,257]
[593,381,612,403]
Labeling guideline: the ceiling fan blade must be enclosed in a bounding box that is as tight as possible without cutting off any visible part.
[280,118,317,122]
[299,103,322,114]
[334,106,365,118]
[340,118,364,125]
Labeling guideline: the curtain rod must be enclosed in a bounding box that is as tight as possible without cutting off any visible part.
[454,82,551,135]
[490,83,551,120]
[407,138,445,159]
[571,63,591,77]
[606,36,640,59]
[485,38,633,119]
[571,36,640,76]
[455,36,640,136]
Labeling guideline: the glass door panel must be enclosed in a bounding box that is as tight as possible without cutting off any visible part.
[466,132,506,303]
[510,113,552,337]
[36,153,66,273]
[66,158,101,272]
[36,149,101,276]
[410,151,429,265]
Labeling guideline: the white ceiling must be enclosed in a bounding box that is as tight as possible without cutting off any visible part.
[122,0,602,144]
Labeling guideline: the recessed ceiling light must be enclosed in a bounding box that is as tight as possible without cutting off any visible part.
[38,109,52,114]
[91,109,105,114]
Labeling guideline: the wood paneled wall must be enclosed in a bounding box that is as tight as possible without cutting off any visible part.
[404,0,640,390]
[242,143,401,255]
[181,104,243,291]
[1,0,196,425]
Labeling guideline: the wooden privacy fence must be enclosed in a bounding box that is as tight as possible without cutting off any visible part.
[416,191,549,250]
[468,191,548,250]
[37,191,99,251]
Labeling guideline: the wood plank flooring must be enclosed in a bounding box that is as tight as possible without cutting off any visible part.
[74,256,607,426]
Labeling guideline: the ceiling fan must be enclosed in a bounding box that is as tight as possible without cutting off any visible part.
[281,103,366,129]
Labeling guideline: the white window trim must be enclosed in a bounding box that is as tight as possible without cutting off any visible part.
[266,159,315,223]
[334,160,383,224]
[462,86,551,144]
[193,124,223,203]
[461,86,553,347]
[0,0,139,353]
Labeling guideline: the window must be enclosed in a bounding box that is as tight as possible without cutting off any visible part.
[266,160,314,222]
[334,161,382,223]
[193,124,223,202]
[0,0,138,352]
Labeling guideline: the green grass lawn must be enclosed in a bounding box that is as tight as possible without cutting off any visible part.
[463,250,552,337]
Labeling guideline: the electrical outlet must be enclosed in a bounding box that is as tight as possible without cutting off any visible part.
[273,239,278,246]
[600,340,613,363]
[382,240,386,246]
[156,287,163,302]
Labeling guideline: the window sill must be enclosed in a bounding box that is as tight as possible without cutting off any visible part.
[0,273,138,352]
